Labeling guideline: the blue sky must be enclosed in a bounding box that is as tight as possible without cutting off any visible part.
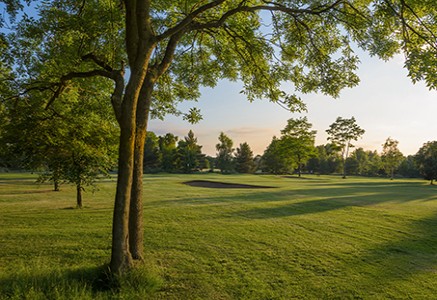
[149,51,437,157]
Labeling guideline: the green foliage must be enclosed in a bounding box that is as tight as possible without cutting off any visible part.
[261,136,294,174]
[159,133,179,172]
[415,141,437,184]
[279,117,317,176]
[381,137,404,179]
[176,130,205,173]
[398,155,420,178]
[326,117,365,178]
[235,142,256,174]
[143,131,162,173]
[216,132,235,174]
[1,78,118,203]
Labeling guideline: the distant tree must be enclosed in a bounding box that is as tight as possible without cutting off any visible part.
[205,156,216,173]
[235,142,256,174]
[216,132,234,174]
[350,148,369,175]
[307,144,342,175]
[326,117,365,178]
[415,141,437,185]
[261,137,293,174]
[280,117,316,177]
[365,150,384,177]
[159,134,178,172]
[177,130,204,173]
[2,83,118,207]
[381,137,404,180]
[398,155,420,178]
[143,132,161,173]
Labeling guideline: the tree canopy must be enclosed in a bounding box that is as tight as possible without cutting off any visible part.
[415,141,437,185]
[326,116,365,178]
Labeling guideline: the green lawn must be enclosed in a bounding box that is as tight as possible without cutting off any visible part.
[1,173,437,299]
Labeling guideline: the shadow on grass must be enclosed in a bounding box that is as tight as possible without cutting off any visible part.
[145,179,437,296]
[342,211,437,296]
[0,264,162,299]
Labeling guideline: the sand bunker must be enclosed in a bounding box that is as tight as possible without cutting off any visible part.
[183,180,275,189]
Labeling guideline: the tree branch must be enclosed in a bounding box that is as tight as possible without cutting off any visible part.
[157,0,227,40]
[45,69,112,109]
[82,53,114,72]
[189,1,344,31]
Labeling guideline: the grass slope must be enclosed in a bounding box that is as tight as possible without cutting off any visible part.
[1,173,437,299]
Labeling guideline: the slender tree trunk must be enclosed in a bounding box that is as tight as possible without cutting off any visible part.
[129,77,153,261]
[130,129,146,260]
[54,179,60,191]
[76,183,83,209]
[110,123,135,273]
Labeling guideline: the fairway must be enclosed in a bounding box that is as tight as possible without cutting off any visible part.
[1,173,437,299]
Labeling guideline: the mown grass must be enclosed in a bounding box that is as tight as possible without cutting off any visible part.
[1,173,437,299]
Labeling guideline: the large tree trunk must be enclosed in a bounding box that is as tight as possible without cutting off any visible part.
[129,77,154,261]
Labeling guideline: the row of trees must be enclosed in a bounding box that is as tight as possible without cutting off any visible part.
[2,113,436,186]
[137,116,437,184]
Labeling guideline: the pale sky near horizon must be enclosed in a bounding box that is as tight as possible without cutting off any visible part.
[149,51,437,157]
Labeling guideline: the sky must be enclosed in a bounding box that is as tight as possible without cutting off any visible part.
[149,51,437,157]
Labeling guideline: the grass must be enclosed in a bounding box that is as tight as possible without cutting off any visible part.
[1,173,437,299]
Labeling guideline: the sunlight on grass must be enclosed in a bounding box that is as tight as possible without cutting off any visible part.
[1,173,437,298]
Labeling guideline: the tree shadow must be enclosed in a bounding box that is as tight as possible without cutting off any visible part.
[337,211,437,297]
[0,265,114,298]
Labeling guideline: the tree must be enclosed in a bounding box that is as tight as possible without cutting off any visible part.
[235,142,256,173]
[415,141,437,185]
[1,80,118,206]
[159,133,178,172]
[280,117,316,177]
[326,117,365,178]
[346,148,369,175]
[143,131,162,173]
[216,132,234,174]
[4,0,437,274]
[261,137,293,174]
[398,155,420,178]
[381,137,404,180]
[176,130,204,173]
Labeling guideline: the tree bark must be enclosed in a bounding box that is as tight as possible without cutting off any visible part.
[110,46,154,273]
[129,77,154,261]
[110,123,135,273]
[76,183,83,209]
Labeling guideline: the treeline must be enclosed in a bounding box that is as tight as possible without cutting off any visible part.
[2,115,437,186]
[142,117,437,184]
[143,130,419,178]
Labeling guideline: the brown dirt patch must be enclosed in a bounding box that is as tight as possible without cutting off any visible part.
[183,180,276,189]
